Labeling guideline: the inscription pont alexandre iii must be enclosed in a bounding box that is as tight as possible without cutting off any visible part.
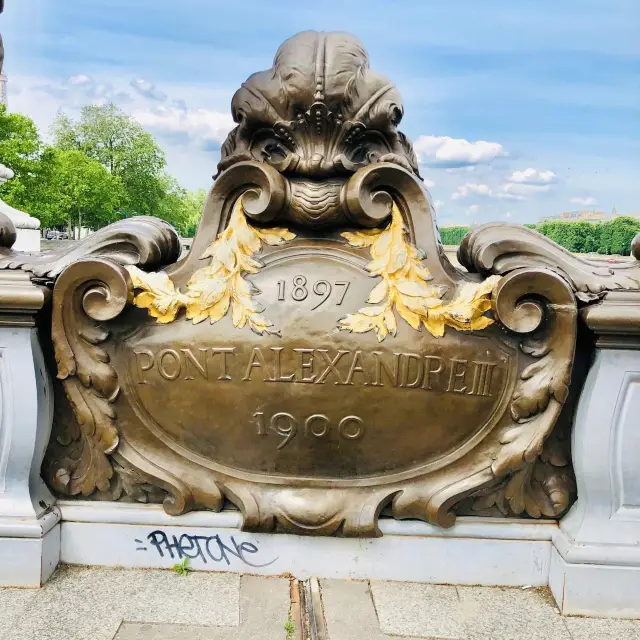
[132,345,501,397]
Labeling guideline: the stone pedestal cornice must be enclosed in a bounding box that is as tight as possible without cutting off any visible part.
[581,290,640,349]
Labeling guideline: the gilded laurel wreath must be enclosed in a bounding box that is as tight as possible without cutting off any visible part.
[126,198,295,334]
[339,202,500,341]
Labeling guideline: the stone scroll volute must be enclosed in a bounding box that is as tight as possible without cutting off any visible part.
[7,30,633,537]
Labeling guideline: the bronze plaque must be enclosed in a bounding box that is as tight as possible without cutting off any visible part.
[35,31,583,536]
[122,249,515,478]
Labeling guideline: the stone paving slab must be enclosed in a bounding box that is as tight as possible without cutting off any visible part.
[0,565,240,640]
[3,567,640,640]
[563,617,640,640]
[457,585,571,640]
[122,571,238,626]
[0,588,38,637]
[114,623,233,639]
[333,579,640,640]
[1,566,128,640]
[371,581,468,639]
[321,579,404,640]
[115,575,290,640]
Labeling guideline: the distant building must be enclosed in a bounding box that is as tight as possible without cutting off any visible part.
[539,210,610,224]
[617,212,640,221]
[539,208,640,224]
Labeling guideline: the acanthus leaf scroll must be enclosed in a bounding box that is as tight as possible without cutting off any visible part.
[49,257,131,496]
[38,218,182,499]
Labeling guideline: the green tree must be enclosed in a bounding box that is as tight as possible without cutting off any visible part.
[153,178,206,237]
[0,104,206,235]
[439,226,469,245]
[0,104,43,206]
[181,188,207,237]
[537,221,601,253]
[598,217,640,256]
[52,104,166,216]
[26,149,125,232]
[155,176,190,235]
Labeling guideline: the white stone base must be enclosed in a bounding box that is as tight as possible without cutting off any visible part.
[12,227,40,252]
[0,515,60,587]
[549,547,640,619]
[547,348,640,618]
[58,501,555,587]
[549,531,640,619]
[0,191,41,252]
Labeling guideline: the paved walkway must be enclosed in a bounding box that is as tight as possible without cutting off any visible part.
[1,565,640,639]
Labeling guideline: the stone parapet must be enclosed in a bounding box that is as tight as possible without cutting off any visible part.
[0,270,59,586]
[549,344,640,617]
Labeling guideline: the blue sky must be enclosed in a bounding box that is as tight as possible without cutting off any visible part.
[3,0,639,224]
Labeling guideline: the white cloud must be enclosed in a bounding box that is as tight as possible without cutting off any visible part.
[35,74,132,106]
[451,183,493,200]
[68,74,91,86]
[500,182,551,197]
[505,211,512,218]
[414,135,507,168]
[496,192,525,201]
[569,196,597,206]
[451,180,552,202]
[467,204,480,215]
[508,168,556,185]
[130,78,167,102]
[423,178,436,188]
[444,166,476,173]
[488,167,556,201]
[433,200,444,208]
[132,105,235,150]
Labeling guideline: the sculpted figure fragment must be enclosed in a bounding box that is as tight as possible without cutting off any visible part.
[5,29,640,536]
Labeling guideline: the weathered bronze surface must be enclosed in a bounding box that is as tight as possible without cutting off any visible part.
[4,31,640,536]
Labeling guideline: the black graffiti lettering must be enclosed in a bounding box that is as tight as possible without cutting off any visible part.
[177,533,207,563]
[141,530,277,568]
[147,530,180,559]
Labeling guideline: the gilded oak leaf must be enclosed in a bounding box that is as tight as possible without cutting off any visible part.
[127,198,296,333]
[127,265,187,324]
[339,201,500,341]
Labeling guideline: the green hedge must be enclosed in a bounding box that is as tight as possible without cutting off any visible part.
[440,226,470,245]
[439,217,640,256]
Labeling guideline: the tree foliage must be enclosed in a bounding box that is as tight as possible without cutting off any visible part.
[597,217,640,256]
[180,188,207,237]
[536,221,600,253]
[25,149,125,231]
[439,226,470,245]
[156,179,206,237]
[0,104,40,176]
[0,103,205,235]
[52,104,166,217]
[439,219,640,256]
[0,103,43,206]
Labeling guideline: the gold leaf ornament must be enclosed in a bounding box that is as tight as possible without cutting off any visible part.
[126,267,188,324]
[339,202,500,341]
[127,198,296,333]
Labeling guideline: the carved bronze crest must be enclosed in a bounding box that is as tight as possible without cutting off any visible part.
[6,30,639,536]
